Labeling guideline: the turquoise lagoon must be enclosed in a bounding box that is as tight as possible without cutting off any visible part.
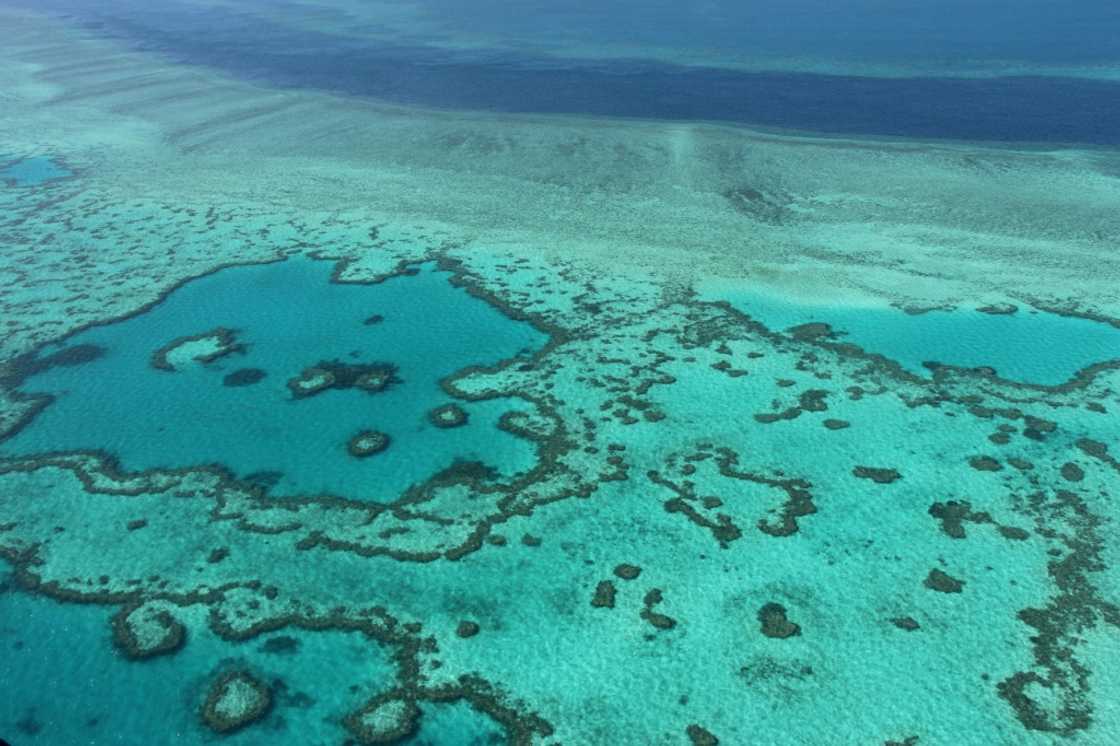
[2,258,546,498]
[708,288,1120,385]
[0,155,72,187]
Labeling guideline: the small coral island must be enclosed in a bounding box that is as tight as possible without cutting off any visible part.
[287,360,399,399]
[344,694,420,743]
[428,403,468,428]
[200,670,272,734]
[110,603,186,660]
[151,327,242,371]
[348,429,391,458]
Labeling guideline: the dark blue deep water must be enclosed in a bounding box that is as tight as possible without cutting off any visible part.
[17,0,1120,145]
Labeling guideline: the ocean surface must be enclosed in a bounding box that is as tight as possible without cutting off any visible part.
[17,0,1120,145]
[1,2,1119,745]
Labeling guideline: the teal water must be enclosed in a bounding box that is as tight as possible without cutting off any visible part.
[711,290,1120,385]
[407,702,506,745]
[0,155,72,186]
[0,570,398,745]
[2,258,546,497]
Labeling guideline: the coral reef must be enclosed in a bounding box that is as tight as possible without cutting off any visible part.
[428,403,468,428]
[347,430,391,458]
[200,671,272,734]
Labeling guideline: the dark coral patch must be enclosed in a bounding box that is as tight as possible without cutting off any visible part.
[14,708,42,736]
[1023,415,1057,436]
[3,343,105,389]
[929,501,972,539]
[891,617,920,631]
[996,486,1110,735]
[799,389,830,412]
[853,466,901,484]
[456,621,481,639]
[659,490,743,547]
[223,368,266,387]
[977,303,1018,315]
[1060,463,1084,482]
[758,602,801,639]
[613,564,642,581]
[787,322,833,341]
[260,635,300,655]
[998,526,1030,541]
[928,500,992,539]
[591,580,616,609]
[243,471,283,489]
[924,569,965,594]
[687,723,720,745]
[754,389,830,423]
[641,589,677,630]
[1075,438,1111,462]
[968,456,1003,472]
[927,500,1029,542]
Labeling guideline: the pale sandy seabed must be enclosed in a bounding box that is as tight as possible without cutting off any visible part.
[1,6,1119,746]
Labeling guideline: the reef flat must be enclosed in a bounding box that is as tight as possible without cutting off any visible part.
[1,4,1119,746]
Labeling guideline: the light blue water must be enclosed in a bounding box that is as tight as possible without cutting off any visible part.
[3,257,547,497]
[712,291,1120,385]
[0,155,72,186]
[0,569,398,745]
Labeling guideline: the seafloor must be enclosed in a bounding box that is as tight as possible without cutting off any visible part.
[1,4,1119,746]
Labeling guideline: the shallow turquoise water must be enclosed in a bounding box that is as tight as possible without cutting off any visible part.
[3,258,547,497]
[711,289,1120,385]
[0,155,72,186]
